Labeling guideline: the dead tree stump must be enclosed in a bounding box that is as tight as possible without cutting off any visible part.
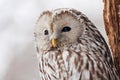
[103,0,120,76]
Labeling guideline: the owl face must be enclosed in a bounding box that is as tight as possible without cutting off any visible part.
[35,10,84,51]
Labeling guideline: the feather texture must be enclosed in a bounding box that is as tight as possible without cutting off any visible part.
[35,8,119,80]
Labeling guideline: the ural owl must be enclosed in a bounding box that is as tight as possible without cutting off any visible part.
[34,8,119,80]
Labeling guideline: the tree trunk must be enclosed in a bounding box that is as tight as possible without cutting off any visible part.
[103,0,120,76]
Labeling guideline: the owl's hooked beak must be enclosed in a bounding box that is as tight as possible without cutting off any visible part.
[51,38,57,47]
[51,26,57,47]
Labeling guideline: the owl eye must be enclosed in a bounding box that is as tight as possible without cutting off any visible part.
[44,30,49,35]
[61,26,71,32]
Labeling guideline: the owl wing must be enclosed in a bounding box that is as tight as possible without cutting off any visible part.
[66,48,119,80]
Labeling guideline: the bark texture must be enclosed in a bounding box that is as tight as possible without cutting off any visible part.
[103,0,120,76]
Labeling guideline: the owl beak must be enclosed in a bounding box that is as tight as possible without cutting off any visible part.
[51,38,57,47]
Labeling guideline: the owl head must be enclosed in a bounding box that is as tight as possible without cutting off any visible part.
[35,8,87,52]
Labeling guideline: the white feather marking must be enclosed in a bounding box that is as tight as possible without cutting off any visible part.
[62,50,69,70]
[82,70,90,80]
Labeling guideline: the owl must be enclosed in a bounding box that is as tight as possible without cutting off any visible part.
[34,8,119,80]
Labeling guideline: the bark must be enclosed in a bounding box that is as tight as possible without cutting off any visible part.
[103,0,120,76]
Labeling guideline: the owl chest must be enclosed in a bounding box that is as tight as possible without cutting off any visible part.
[39,50,82,80]
[38,50,118,80]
